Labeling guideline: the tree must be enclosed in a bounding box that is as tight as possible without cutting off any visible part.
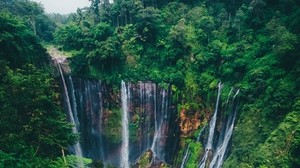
[0,62,77,167]
[161,2,188,26]
[265,17,297,56]
[53,24,83,50]
[185,6,215,44]
[0,13,48,68]
[134,7,162,42]
[232,6,246,41]
[0,0,56,41]
[88,36,123,74]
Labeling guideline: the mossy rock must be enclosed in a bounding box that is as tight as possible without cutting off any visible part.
[133,149,170,168]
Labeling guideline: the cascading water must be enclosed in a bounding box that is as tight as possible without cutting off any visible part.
[121,81,130,168]
[209,89,239,168]
[57,66,241,168]
[55,68,174,167]
[137,82,156,151]
[68,76,80,126]
[63,76,112,164]
[124,81,173,165]
[54,58,83,167]
[78,79,105,160]
[53,56,108,165]
[225,88,233,107]
[180,144,191,168]
[97,81,105,161]
[198,82,223,168]
[151,89,169,161]
[197,125,207,142]
[197,84,239,168]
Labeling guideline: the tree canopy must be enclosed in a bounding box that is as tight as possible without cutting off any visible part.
[0,1,78,167]
[51,0,299,167]
[0,0,299,167]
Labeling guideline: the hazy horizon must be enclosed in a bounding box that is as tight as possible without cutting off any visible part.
[31,0,91,14]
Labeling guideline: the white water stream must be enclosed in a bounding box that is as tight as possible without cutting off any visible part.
[121,81,130,168]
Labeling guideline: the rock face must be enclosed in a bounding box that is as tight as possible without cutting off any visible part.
[49,47,71,74]
[133,149,170,168]
[179,109,202,135]
[56,72,180,166]
[121,82,179,165]
[55,62,239,168]
[179,106,215,137]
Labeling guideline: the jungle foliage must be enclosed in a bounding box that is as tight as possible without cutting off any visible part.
[52,0,300,167]
[0,0,299,167]
[0,1,78,167]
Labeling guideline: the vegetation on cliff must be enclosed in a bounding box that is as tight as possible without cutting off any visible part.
[0,0,299,167]
[0,1,78,167]
[51,0,300,167]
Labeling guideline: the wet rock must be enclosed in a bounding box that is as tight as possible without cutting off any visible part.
[133,149,170,168]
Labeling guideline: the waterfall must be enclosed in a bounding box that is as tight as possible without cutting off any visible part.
[77,79,105,160]
[198,83,223,168]
[55,74,173,166]
[180,144,190,168]
[126,82,171,164]
[145,83,151,149]
[209,89,239,168]
[121,81,130,168]
[54,59,83,167]
[207,83,223,150]
[151,89,168,161]
[68,76,80,126]
[64,76,108,164]
[197,125,207,142]
[97,81,105,161]
[54,57,107,165]
[225,88,233,107]
[138,82,156,151]
[197,86,239,168]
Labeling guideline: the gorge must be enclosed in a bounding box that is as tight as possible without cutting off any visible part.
[54,56,241,168]
[0,0,299,168]
[54,57,179,167]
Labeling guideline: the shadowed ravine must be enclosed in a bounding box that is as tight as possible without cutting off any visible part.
[53,57,177,166]
[51,49,238,168]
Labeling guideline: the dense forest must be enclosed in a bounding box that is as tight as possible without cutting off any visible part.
[0,0,299,167]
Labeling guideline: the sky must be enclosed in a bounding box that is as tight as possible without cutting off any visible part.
[32,0,91,14]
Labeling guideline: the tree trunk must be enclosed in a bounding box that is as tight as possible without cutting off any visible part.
[62,149,67,165]
[29,16,36,36]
